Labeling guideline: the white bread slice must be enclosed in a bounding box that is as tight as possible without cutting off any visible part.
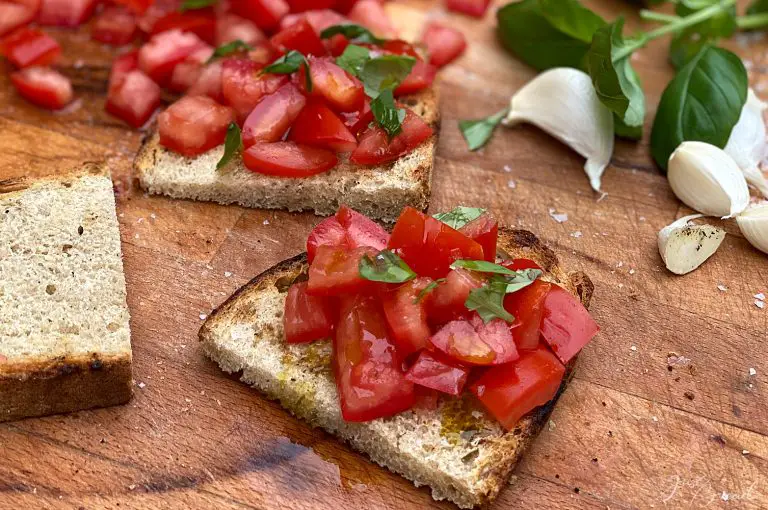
[0,165,133,423]
[199,228,594,508]
[134,88,439,222]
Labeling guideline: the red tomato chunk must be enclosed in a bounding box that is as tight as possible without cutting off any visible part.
[348,0,396,38]
[280,9,347,34]
[421,21,467,68]
[430,315,519,366]
[502,258,542,271]
[428,268,484,325]
[1,27,60,68]
[0,1,39,38]
[540,286,599,364]
[284,282,336,344]
[307,245,376,296]
[11,66,72,110]
[221,58,288,122]
[37,0,98,26]
[350,109,433,166]
[285,0,335,13]
[188,59,225,104]
[394,60,437,96]
[229,0,289,31]
[138,29,208,86]
[445,0,492,18]
[91,6,137,46]
[303,56,364,113]
[241,82,307,146]
[169,46,214,93]
[405,350,469,396]
[106,67,161,128]
[243,142,338,177]
[270,17,327,57]
[151,8,216,44]
[289,100,358,153]
[504,279,551,351]
[216,13,264,46]
[459,213,498,262]
[381,277,433,357]
[306,206,389,263]
[158,95,235,157]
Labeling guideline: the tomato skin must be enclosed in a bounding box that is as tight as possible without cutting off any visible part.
[242,83,307,147]
[138,29,208,87]
[430,315,519,366]
[503,280,552,351]
[381,39,421,58]
[168,46,214,93]
[306,206,389,263]
[501,258,542,271]
[229,0,289,31]
[394,59,437,96]
[284,282,336,344]
[302,56,364,113]
[187,58,225,104]
[10,66,72,110]
[0,27,60,68]
[540,285,599,364]
[289,100,358,153]
[106,68,161,128]
[158,95,236,157]
[326,33,349,57]
[471,346,565,430]
[347,0,396,38]
[307,245,377,297]
[280,9,348,34]
[91,6,137,46]
[381,277,433,357]
[151,8,217,44]
[216,13,264,47]
[0,1,39,38]
[221,58,288,122]
[285,0,335,12]
[270,17,327,57]
[428,268,484,325]
[135,0,179,33]
[243,142,338,177]
[445,0,492,18]
[112,0,153,15]
[37,0,98,26]
[459,214,498,262]
[334,293,415,422]
[350,109,433,166]
[340,99,372,137]
[421,21,467,68]
[405,350,470,396]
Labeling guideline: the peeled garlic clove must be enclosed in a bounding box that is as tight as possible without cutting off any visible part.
[723,89,768,198]
[668,141,750,219]
[658,214,726,275]
[503,67,614,193]
[736,202,768,254]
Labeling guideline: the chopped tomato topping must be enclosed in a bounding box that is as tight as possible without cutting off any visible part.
[381,277,433,357]
[289,100,357,153]
[301,56,364,113]
[280,9,347,33]
[334,293,415,422]
[381,39,421,59]
[347,0,396,38]
[138,29,208,86]
[158,95,235,157]
[135,0,178,33]
[428,268,484,325]
[270,17,327,57]
[1,27,60,68]
[285,0,335,13]
[229,0,289,31]
[503,280,551,351]
[350,109,433,166]
[540,286,599,364]
[430,315,519,366]
[307,245,376,296]
[471,346,565,430]
[241,82,306,146]
[412,386,440,411]
[106,67,161,128]
[91,6,137,46]
[187,59,225,104]
[501,258,543,271]
[394,59,437,96]
[37,0,97,26]
[112,0,153,15]
[405,350,470,396]
[151,8,216,44]
[445,0,492,18]
[326,33,349,57]
[306,205,389,263]
[248,39,280,67]
[221,58,288,122]
[243,142,338,177]
[284,282,336,344]
[340,99,373,137]
[459,213,498,262]
[421,21,467,68]
[216,13,264,46]
[168,46,214,93]
[10,66,72,110]
[0,0,39,38]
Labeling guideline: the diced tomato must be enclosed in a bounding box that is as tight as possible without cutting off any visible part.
[135,0,178,32]
[381,39,421,59]
[112,0,153,15]
[0,0,39,38]
[405,350,470,396]
[501,259,543,271]
[280,9,347,34]
[270,17,327,57]
[334,293,415,421]
[340,99,372,137]
[158,95,236,157]
[0,27,60,68]
[347,0,395,38]
[285,0,334,12]
[428,268,484,325]
[539,285,599,364]
[248,39,279,67]
[459,213,498,262]
[106,68,161,128]
[216,13,264,46]
[413,386,440,411]
[471,346,565,430]
[284,281,336,344]
[381,277,433,357]
[307,245,376,296]
[91,6,137,46]
[326,33,349,57]
[334,0,362,14]
[421,21,467,68]
[301,56,364,113]
[229,0,289,31]
[151,8,216,44]
[503,280,551,351]
[243,142,338,177]
[37,0,97,26]
[289,100,357,153]
[394,60,437,96]
[350,109,433,166]
[446,0,492,18]
[10,66,72,110]
[138,29,208,87]
[306,205,389,263]
[241,82,306,146]
[188,59,225,103]
[388,207,484,280]
[109,49,138,82]
[430,315,519,366]
[221,58,288,122]
[169,45,214,93]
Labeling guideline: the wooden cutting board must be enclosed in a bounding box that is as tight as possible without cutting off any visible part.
[1,1,767,508]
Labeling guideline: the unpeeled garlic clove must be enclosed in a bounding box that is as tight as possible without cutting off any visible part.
[658,214,726,275]
[736,202,768,254]
[723,89,768,198]
[667,141,750,219]
[503,67,614,193]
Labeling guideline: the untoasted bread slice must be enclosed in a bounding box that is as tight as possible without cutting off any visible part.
[0,165,133,423]
[134,88,439,222]
[199,228,593,508]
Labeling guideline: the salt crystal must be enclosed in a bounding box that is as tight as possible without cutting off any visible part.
[721,492,729,502]
[150,213,157,220]
[667,354,691,366]
[754,293,765,301]
[639,216,646,222]
[548,420,556,431]
[548,208,568,223]
[263,219,270,225]
[756,300,765,309]
[743,450,750,455]
[749,368,757,376]
[224,271,233,277]
[629,269,635,275]
[185,398,191,403]
[199,313,207,320]
[134,233,140,239]
[503,165,512,173]
[617,261,624,268]
[652,416,658,422]
[138,382,146,389]
[717,284,728,292]
[630,345,637,352]
[128,484,136,490]
[570,231,582,238]
[507,180,516,189]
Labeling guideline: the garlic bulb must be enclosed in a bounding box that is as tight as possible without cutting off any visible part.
[667,141,750,218]
[503,67,614,193]
[736,202,768,254]
[658,214,726,275]
[723,89,768,198]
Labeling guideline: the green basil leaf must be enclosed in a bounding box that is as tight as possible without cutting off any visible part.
[336,44,371,77]
[433,206,486,229]
[650,45,747,171]
[320,24,385,45]
[501,269,543,293]
[264,50,312,91]
[458,108,509,151]
[216,123,242,171]
[450,260,516,275]
[359,55,416,98]
[370,88,406,137]
[586,18,645,135]
[465,280,515,324]
[675,2,737,38]
[414,278,446,304]
[180,0,216,11]
[613,113,642,140]
[747,0,768,15]
[669,27,711,70]
[206,40,254,64]
[538,0,607,42]
[359,250,417,283]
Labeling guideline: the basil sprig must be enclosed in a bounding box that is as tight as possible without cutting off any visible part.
[320,24,385,45]
[206,40,254,64]
[263,51,313,91]
[464,269,543,324]
[459,109,510,151]
[433,207,485,229]
[359,250,416,283]
[359,55,416,98]
[180,0,216,11]
[371,89,406,137]
[216,123,243,171]
[336,44,371,76]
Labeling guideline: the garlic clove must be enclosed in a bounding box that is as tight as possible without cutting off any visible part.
[667,141,750,219]
[736,202,768,254]
[503,67,614,193]
[723,89,768,198]
[658,214,726,275]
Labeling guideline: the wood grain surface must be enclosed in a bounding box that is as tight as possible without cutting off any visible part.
[1,1,767,509]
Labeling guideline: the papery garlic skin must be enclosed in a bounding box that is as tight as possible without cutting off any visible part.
[658,214,726,275]
[736,202,768,254]
[667,141,750,218]
[503,67,614,192]
[723,89,768,198]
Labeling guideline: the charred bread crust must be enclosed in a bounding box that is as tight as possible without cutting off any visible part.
[0,162,108,197]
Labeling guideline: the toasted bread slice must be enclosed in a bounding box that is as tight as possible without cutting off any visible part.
[199,228,593,508]
[0,165,133,423]
[134,88,439,223]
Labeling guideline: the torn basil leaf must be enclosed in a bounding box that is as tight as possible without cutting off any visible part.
[359,250,417,283]
[371,88,406,137]
[180,0,216,11]
[433,207,486,229]
[458,108,510,151]
[320,24,385,45]
[335,44,371,77]
[501,269,543,293]
[465,279,515,324]
[216,123,242,171]
[450,260,516,275]
[264,50,312,91]
[414,278,446,304]
[207,40,254,64]
[359,55,416,98]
